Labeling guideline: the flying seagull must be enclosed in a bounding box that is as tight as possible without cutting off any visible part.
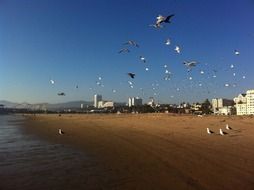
[175,46,180,54]
[140,56,146,63]
[50,79,55,84]
[183,61,199,70]
[234,50,240,55]
[57,92,66,96]
[124,40,139,48]
[118,48,130,54]
[127,73,135,79]
[156,14,175,25]
[165,38,171,45]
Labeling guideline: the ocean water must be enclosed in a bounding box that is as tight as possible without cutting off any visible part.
[0,115,104,190]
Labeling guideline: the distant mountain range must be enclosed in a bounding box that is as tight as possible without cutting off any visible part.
[0,100,93,110]
[0,100,126,110]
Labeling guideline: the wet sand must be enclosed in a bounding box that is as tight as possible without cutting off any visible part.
[23,114,254,190]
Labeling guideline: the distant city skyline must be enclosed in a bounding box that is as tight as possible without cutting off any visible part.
[1,0,254,104]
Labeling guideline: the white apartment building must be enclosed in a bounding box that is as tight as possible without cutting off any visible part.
[234,90,254,115]
[128,97,142,107]
[94,94,102,108]
[246,90,254,115]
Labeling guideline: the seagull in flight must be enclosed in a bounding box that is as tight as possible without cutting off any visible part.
[183,61,199,70]
[118,48,130,54]
[140,56,146,63]
[175,46,180,54]
[50,79,55,85]
[156,14,175,25]
[165,38,171,45]
[127,73,135,79]
[234,50,240,55]
[57,92,66,96]
[123,40,139,48]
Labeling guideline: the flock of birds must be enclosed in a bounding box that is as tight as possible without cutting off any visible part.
[115,13,244,99]
[48,13,246,106]
[207,124,233,136]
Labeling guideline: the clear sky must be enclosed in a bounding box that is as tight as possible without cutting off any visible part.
[1,0,254,104]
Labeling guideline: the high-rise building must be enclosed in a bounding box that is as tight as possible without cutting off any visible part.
[128,97,142,107]
[94,94,102,108]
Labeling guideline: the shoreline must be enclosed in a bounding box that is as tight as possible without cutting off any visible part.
[22,113,254,190]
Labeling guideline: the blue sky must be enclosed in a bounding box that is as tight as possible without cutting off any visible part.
[0,0,254,104]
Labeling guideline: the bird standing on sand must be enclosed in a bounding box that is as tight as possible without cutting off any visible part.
[226,124,232,130]
[207,128,213,134]
[219,128,226,135]
[58,129,64,135]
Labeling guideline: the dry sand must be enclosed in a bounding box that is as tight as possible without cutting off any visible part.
[24,113,254,190]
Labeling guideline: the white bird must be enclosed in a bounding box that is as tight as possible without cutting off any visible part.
[234,50,240,55]
[224,83,230,87]
[226,124,232,130]
[58,129,64,135]
[200,70,204,74]
[207,128,213,134]
[165,38,171,45]
[50,79,55,84]
[145,67,149,71]
[219,128,226,136]
[230,64,234,69]
[175,46,181,54]
[156,14,175,25]
[140,56,146,63]
[128,81,133,85]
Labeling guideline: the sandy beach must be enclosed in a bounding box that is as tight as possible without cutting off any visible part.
[23,113,254,190]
